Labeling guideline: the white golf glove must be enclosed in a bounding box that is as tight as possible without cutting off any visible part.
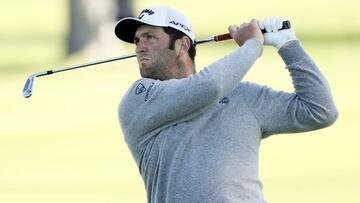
[258,17,297,50]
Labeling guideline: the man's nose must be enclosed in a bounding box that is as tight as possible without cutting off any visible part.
[136,39,147,54]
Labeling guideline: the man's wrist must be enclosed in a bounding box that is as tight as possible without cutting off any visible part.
[277,39,299,50]
[244,38,264,57]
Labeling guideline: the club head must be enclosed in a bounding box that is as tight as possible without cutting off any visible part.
[22,74,35,98]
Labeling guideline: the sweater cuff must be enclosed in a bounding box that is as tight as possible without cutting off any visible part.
[278,40,307,66]
[243,38,264,58]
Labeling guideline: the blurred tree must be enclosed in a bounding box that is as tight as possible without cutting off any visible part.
[116,0,134,20]
[67,0,134,56]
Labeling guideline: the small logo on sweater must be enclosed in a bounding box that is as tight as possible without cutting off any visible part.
[135,83,146,95]
[145,82,155,101]
[219,97,230,104]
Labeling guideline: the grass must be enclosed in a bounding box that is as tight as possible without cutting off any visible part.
[1,0,360,202]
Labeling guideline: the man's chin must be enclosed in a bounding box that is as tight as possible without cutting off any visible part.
[140,66,153,78]
[139,60,152,69]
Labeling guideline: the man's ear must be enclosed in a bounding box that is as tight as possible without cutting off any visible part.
[176,36,191,56]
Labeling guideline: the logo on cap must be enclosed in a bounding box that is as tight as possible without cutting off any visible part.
[169,21,191,33]
[138,9,155,19]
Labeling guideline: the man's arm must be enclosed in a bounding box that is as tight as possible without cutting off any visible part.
[119,39,262,140]
[243,40,338,138]
[243,18,338,137]
[119,20,264,144]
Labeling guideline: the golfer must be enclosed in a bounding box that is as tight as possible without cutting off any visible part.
[115,6,338,203]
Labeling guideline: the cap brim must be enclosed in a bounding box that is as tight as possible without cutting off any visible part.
[114,17,146,43]
[115,17,171,44]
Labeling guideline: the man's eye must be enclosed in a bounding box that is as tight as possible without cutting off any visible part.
[146,34,154,39]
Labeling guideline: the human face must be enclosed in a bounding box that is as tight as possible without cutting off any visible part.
[134,25,179,80]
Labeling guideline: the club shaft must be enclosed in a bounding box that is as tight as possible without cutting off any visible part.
[33,20,291,78]
[23,20,292,98]
[36,53,137,78]
[34,36,221,78]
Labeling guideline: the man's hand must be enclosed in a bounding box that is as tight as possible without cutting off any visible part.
[228,19,264,47]
[258,17,297,50]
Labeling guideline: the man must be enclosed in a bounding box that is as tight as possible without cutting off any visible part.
[115,6,338,203]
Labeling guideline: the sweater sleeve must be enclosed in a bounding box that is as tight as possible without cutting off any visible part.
[242,40,338,138]
[118,39,263,146]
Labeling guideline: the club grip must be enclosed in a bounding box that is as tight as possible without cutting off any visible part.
[214,33,232,42]
[261,20,291,33]
[213,20,291,42]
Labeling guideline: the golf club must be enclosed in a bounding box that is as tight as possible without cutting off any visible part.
[22,21,290,98]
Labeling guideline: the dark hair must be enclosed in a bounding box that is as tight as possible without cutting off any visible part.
[163,27,196,63]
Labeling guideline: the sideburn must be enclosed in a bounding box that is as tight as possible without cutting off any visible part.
[168,38,176,50]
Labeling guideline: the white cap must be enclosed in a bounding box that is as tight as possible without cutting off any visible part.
[114,6,195,43]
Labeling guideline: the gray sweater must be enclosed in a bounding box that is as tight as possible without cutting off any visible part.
[118,39,338,203]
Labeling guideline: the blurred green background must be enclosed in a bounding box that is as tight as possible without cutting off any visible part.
[1,0,359,202]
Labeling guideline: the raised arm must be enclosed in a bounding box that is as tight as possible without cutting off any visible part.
[119,20,264,143]
[119,39,263,139]
[244,18,338,137]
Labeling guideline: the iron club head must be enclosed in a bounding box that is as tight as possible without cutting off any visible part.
[22,74,35,98]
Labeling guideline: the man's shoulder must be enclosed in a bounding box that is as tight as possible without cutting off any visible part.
[123,78,158,97]
[228,81,273,102]
[234,81,267,92]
